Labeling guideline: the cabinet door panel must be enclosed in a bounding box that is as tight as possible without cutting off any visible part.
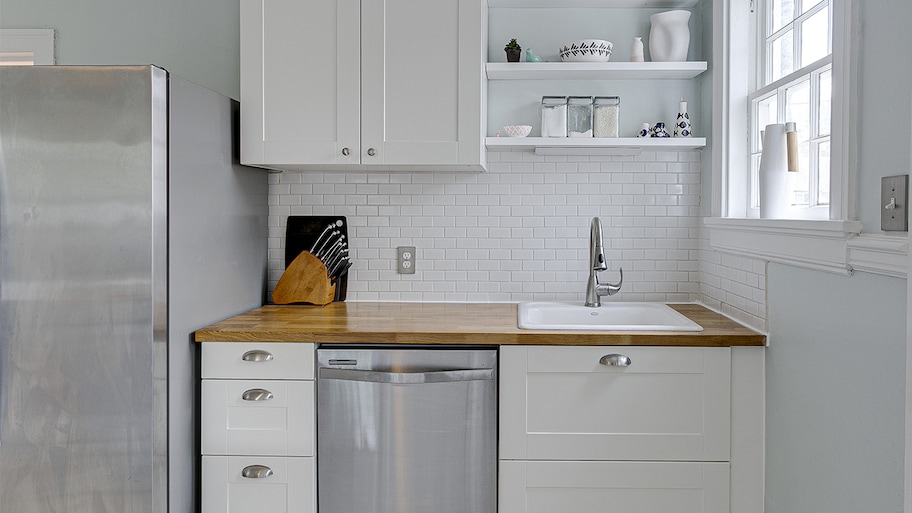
[500,460,730,513]
[202,379,314,456]
[361,0,483,166]
[202,342,314,380]
[241,0,359,166]
[202,456,314,513]
[500,346,731,461]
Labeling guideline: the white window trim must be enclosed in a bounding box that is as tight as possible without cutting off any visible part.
[706,0,905,277]
[0,29,55,65]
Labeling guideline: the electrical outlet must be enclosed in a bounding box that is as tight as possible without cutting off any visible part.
[397,246,416,274]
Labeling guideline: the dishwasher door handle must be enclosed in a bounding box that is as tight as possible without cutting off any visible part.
[319,367,495,384]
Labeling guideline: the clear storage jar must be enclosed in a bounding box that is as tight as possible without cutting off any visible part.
[567,96,593,137]
[540,96,567,137]
[593,96,620,138]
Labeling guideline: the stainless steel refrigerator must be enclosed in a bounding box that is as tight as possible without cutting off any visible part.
[0,66,268,513]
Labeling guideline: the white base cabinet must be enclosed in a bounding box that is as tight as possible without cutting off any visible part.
[201,342,315,513]
[500,460,730,513]
[500,346,735,513]
[202,456,315,513]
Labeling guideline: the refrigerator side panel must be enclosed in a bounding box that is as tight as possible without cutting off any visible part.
[167,75,268,513]
[0,66,158,513]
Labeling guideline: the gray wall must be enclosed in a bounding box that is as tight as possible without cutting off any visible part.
[0,0,240,99]
[763,1,911,512]
[765,264,906,513]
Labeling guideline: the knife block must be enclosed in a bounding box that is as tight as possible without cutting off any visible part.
[272,251,336,306]
[285,216,348,302]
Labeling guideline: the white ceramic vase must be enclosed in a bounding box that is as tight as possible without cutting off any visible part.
[649,10,691,62]
[630,37,644,62]
[759,123,790,218]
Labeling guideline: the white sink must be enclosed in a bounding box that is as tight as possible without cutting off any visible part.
[517,301,703,331]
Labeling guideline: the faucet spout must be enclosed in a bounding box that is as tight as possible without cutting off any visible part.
[585,217,623,307]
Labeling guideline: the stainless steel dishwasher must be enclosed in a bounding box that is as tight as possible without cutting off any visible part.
[317,346,497,513]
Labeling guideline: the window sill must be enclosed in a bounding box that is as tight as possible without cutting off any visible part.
[704,218,907,277]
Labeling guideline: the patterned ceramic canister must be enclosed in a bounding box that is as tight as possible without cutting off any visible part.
[652,122,670,138]
[674,101,692,137]
[636,122,651,138]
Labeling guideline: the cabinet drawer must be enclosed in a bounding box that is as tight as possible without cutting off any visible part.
[500,460,729,513]
[500,346,731,461]
[202,379,314,456]
[202,456,314,513]
[202,342,314,380]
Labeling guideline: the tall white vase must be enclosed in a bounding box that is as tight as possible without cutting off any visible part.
[649,10,691,62]
[759,123,790,218]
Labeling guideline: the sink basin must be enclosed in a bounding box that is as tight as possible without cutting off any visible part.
[517,301,703,331]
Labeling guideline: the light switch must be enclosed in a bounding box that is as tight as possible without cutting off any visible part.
[881,175,908,231]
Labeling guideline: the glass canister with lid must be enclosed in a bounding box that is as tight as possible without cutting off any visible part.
[540,96,568,137]
[593,96,620,138]
[567,96,593,137]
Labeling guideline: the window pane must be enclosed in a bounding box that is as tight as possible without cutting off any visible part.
[751,154,761,209]
[817,139,831,205]
[770,31,794,82]
[771,0,795,33]
[818,68,831,137]
[800,6,829,67]
[801,0,824,15]
[786,78,810,145]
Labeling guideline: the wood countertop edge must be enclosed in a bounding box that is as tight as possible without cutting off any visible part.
[194,302,766,347]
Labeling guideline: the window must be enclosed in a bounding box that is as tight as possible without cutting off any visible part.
[749,0,832,219]
[0,29,55,66]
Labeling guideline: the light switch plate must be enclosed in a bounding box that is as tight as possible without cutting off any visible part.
[881,175,908,231]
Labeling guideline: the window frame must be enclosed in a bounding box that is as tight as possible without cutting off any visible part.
[0,29,55,66]
[708,0,873,276]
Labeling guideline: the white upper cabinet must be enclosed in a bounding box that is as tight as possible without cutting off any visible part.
[240,0,486,172]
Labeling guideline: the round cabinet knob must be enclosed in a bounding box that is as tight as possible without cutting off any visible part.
[342,147,351,156]
[367,148,377,157]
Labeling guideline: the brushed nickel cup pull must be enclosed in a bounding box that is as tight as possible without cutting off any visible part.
[367,148,376,157]
[342,147,351,156]
[241,465,274,479]
[599,354,632,367]
[241,350,274,362]
[242,388,274,401]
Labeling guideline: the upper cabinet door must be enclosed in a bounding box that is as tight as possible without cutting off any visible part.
[240,0,360,168]
[360,0,485,169]
[241,0,485,171]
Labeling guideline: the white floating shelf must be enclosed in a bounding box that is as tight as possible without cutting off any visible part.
[486,136,707,154]
[486,61,708,80]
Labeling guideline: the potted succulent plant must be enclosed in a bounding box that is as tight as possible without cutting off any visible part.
[504,38,522,62]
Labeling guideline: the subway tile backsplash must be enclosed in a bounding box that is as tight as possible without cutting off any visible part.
[268,150,767,331]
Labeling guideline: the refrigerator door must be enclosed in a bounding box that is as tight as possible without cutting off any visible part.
[0,66,167,513]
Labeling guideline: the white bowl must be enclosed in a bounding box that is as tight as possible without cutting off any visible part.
[559,39,613,62]
[502,125,532,137]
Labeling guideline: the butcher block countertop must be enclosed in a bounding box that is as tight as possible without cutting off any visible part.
[195,302,766,347]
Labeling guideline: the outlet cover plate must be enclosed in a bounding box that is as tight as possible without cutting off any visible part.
[397,246,416,274]
[881,175,908,232]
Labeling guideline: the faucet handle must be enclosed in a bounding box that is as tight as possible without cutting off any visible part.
[603,267,623,296]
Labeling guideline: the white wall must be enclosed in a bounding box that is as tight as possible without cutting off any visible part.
[0,0,240,99]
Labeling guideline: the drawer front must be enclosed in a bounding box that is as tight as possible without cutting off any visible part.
[500,345,731,461]
[500,460,730,513]
[202,379,314,456]
[202,342,314,380]
[202,456,314,513]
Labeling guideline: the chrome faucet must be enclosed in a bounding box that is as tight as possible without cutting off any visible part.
[585,217,623,307]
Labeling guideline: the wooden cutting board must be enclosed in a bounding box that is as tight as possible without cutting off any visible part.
[272,251,336,306]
